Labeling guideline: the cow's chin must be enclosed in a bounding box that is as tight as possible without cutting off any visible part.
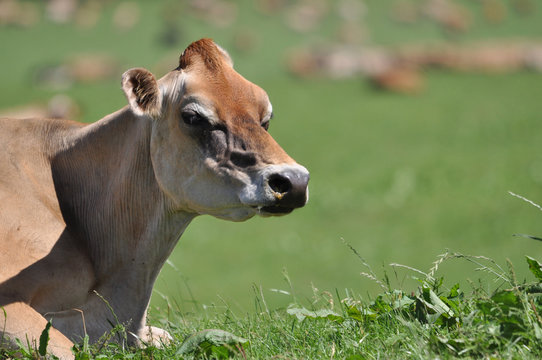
[209,207,258,222]
[256,205,295,217]
[208,204,296,221]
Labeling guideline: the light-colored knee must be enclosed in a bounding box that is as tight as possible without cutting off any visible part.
[132,325,173,348]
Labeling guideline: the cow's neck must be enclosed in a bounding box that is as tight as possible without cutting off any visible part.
[51,107,194,283]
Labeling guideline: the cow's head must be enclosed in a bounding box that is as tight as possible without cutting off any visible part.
[121,38,309,221]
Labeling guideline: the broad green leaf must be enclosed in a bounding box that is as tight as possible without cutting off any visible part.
[421,286,431,302]
[177,329,248,359]
[345,304,363,321]
[370,295,393,313]
[415,287,454,324]
[440,296,461,317]
[448,283,460,298]
[426,312,443,324]
[428,288,454,317]
[38,321,52,356]
[287,305,344,323]
[393,295,415,310]
[526,256,542,282]
[477,300,493,316]
[491,290,521,310]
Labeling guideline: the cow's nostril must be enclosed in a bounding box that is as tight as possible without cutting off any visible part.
[260,166,309,213]
[268,174,292,196]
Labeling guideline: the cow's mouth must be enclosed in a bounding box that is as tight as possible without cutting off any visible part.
[259,205,295,215]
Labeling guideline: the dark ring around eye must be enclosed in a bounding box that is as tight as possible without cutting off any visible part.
[181,110,205,126]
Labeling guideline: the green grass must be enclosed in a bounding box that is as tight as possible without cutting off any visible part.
[7,250,542,359]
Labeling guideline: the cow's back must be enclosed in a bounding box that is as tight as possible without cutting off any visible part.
[0,118,90,297]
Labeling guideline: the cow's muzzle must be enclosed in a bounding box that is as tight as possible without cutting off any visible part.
[260,165,309,215]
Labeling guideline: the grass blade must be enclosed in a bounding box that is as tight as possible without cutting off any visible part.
[38,321,52,356]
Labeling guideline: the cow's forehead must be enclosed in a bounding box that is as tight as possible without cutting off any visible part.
[175,38,272,122]
[178,71,270,126]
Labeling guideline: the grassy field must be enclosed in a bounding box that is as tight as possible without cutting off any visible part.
[6,252,542,359]
[2,0,542,357]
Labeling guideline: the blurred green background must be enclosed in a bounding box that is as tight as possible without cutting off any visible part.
[1,0,542,313]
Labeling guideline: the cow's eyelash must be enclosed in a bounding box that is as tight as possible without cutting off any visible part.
[181,110,208,126]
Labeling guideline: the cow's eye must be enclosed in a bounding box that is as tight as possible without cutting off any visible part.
[261,111,273,131]
[181,110,206,127]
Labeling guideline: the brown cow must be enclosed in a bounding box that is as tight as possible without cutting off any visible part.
[0,39,309,359]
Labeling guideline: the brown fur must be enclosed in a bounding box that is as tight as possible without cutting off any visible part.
[178,38,226,71]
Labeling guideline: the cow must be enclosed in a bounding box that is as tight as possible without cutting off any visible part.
[0,38,309,359]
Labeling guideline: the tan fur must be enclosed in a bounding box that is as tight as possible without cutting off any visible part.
[0,39,309,359]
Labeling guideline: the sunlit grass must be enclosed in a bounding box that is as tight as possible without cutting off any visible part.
[7,248,542,359]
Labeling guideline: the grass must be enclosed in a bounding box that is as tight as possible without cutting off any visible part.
[6,248,542,359]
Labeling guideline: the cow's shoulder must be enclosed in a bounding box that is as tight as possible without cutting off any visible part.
[0,117,77,273]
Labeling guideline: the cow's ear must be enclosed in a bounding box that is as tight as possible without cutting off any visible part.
[122,68,162,119]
